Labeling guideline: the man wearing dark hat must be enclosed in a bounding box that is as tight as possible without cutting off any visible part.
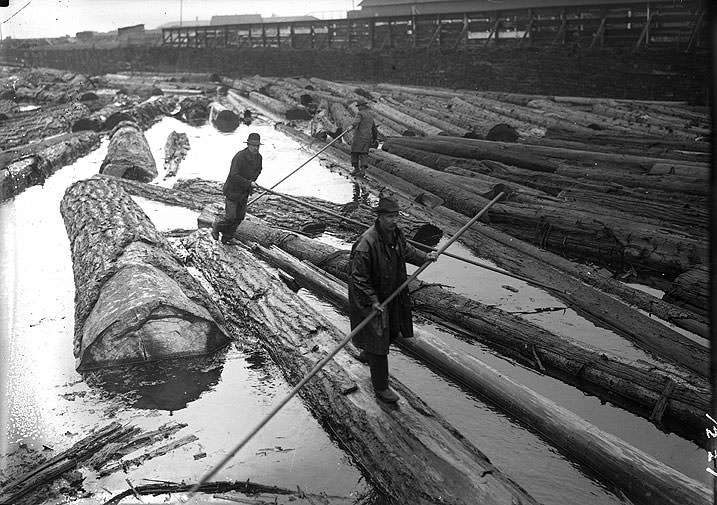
[348,195,436,403]
[212,132,263,244]
[350,100,378,177]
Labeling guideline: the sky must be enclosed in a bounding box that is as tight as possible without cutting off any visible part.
[0,0,358,39]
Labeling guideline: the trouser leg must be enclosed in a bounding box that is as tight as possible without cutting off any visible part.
[366,352,389,391]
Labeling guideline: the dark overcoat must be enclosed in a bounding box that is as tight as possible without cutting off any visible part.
[351,109,377,154]
[223,148,262,201]
[349,221,428,355]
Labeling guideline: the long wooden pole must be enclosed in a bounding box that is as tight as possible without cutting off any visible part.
[253,182,566,295]
[247,126,352,206]
[186,191,505,500]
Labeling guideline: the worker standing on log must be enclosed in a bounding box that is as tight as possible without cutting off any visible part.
[349,195,436,403]
[350,100,378,177]
[211,132,263,244]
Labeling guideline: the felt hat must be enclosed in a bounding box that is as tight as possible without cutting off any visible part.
[245,132,262,145]
[375,196,400,214]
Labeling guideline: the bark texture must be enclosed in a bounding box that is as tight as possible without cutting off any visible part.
[60,177,229,369]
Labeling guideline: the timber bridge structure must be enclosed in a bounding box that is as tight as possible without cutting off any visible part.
[161,0,707,52]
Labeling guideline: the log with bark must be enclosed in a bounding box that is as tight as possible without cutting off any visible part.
[385,135,709,176]
[382,142,707,212]
[60,177,230,369]
[663,265,709,318]
[183,231,539,505]
[370,102,443,136]
[381,98,468,136]
[459,95,603,136]
[163,131,190,179]
[193,210,709,445]
[247,91,311,120]
[175,95,211,126]
[100,120,158,182]
[369,148,707,281]
[527,98,677,138]
[209,101,240,132]
[274,124,709,342]
[0,131,101,202]
[0,101,90,150]
[449,97,547,138]
[308,77,368,103]
[251,242,711,505]
[103,173,709,435]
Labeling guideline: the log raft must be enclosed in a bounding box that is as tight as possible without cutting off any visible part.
[261,124,712,365]
[251,242,710,505]
[183,231,539,505]
[191,207,708,445]
[99,175,709,443]
[60,177,229,370]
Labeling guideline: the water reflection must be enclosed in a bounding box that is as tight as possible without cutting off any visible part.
[83,350,228,413]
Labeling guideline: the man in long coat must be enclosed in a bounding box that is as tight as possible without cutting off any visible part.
[212,132,263,244]
[348,196,436,403]
[350,100,378,177]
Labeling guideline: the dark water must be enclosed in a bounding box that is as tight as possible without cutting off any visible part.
[0,117,710,504]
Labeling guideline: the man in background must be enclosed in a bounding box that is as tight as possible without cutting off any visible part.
[212,132,263,244]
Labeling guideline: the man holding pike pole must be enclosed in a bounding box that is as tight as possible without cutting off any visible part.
[212,132,263,244]
[348,195,437,403]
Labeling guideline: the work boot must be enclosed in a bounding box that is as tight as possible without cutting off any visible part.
[221,234,235,245]
[375,387,399,403]
[350,167,366,177]
[356,350,369,364]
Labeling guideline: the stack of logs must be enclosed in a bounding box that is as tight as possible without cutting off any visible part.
[224,74,709,337]
[0,67,221,202]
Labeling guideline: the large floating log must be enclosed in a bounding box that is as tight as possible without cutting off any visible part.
[0,131,100,202]
[382,142,708,217]
[163,131,190,179]
[100,120,157,182]
[183,232,539,505]
[209,101,240,132]
[386,135,709,175]
[384,136,558,173]
[275,124,709,342]
[247,91,311,120]
[385,99,468,136]
[371,148,707,282]
[308,77,367,103]
[0,101,90,150]
[253,243,711,505]
[60,177,229,369]
[211,211,709,444]
[106,172,710,436]
[460,95,598,136]
[663,266,709,318]
[449,97,548,138]
[371,101,442,136]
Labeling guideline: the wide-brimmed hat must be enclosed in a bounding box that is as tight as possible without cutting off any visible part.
[245,132,262,145]
[375,196,400,214]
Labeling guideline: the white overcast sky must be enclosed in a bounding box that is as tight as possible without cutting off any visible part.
[0,0,358,39]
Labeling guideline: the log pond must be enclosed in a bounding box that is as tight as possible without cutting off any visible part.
[0,115,710,504]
